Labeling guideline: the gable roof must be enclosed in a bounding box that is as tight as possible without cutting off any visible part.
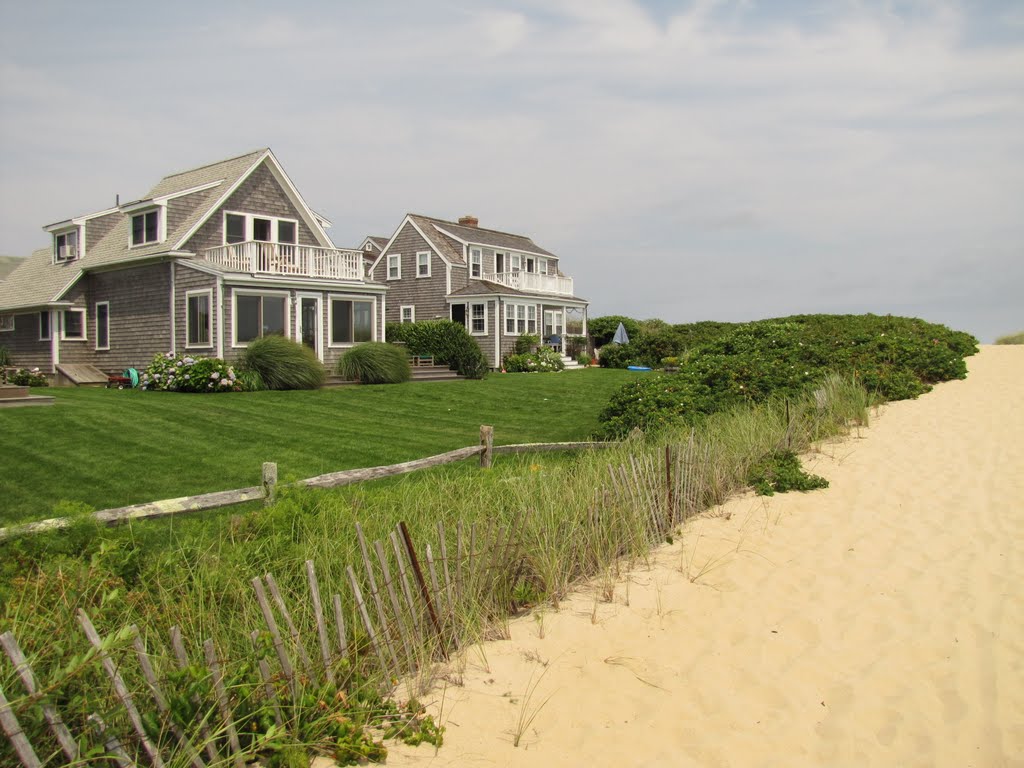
[0,149,333,311]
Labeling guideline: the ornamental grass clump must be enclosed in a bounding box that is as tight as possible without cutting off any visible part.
[240,334,326,390]
[337,342,411,384]
[140,351,241,392]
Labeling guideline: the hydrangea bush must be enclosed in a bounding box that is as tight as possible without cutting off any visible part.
[140,352,241,393]
[504,347,565,373]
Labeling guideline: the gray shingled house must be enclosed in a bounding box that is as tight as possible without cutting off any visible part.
[0,149,387,382]
[366,214,588,368]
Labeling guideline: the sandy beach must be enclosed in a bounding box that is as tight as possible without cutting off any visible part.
[385,345,1023,768]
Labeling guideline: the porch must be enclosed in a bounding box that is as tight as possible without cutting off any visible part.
[482,271,574,297]
[202,242,366,281]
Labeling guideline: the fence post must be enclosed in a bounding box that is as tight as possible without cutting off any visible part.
[262,462,278,505]
[479,425,494,469]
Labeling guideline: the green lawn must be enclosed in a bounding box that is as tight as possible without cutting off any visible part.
[0,370,638,524]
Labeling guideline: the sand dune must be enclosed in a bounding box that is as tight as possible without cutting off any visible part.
[388,345,1023,768]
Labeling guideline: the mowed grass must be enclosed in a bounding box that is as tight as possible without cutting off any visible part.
[0,369,639,524]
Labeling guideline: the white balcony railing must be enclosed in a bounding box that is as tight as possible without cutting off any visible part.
[202,241,365,281]
[481,271,574,296]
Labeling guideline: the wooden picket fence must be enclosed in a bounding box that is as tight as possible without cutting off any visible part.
[1,432,712,767]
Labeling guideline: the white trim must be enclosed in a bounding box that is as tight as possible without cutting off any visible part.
[169,263,176,355]
[52,226,81,263]
[387,253,402,280]
[410,219,455,266]
[493,299,500,368]
[432,225,556,260]
[94,301,110,351]
[327,293,377,347]
[51,313,60,371]
[129,206,165,248]
[61,307,87,341]
[368,216,411,275]
[446,263,452,294]
[43,207,119,233]
[155,179,223,203]
[416,250,431,278]
[216,276,225,359]
[470,248,482,280]
[295,292,324,362]
[231,288,291,348]
[400,305,415,324]
[381,293,386,342]
[185,289,214,349]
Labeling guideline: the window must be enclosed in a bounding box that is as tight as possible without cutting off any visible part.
[0,314,13,333]
[330,298,374,345]
[526,257,535,273]
[400,305,415,324]
[223,212,299,245]
[505,303,527,334]
[226,213,246,244]
[538,258,547,275]
[495,252,505,273]
[62,308,86,340]
[416,251,431,278]
[470,248,482,279]
[131,210,159,246]
[187,291,212,347]
[39,312,50,341]
[95,302,110,350]
[527,305,537,334]
[510,254,522,273]
[470,302,486,335]
[387,254,401,280]
[278,221,297,244]
[235,293,287,345]
[54,229,79,262]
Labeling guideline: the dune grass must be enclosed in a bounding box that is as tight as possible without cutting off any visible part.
[995,331,1024,345]
[0,369,639,525]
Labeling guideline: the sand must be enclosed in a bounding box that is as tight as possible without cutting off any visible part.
[384,345,1023,768]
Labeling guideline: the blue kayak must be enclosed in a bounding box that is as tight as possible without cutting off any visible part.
[627,366,652,371]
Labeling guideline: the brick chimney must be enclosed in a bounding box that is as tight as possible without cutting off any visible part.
[458,215,479,228]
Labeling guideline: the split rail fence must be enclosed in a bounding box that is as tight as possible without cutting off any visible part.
[1,429,713,767]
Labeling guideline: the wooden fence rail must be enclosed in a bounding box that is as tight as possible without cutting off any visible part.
[0,427,616,542]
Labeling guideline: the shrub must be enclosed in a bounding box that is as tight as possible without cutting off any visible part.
[588,315,642,347]
[596,314,978,439]
[240,335,326,391]
[387,320,488,379]
[597,343,635,369]
[140,352,241,392]
[514,333,540,355]
[996,331,1024,345]
[566,335,588,358]
[337,343,411,384]
[747,451,829,496]
[576,352,593,366]
[504,347,565,373]
[8,367,48,387]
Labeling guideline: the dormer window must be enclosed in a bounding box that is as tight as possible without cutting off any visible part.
[131,210,160,246]
[54,229,79,262]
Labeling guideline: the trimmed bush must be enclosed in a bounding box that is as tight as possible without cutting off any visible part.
[240,335,325,390]
[387,320,488,378]
[337,343,411,384]
[588,315,641,347]
[597,343,635,369]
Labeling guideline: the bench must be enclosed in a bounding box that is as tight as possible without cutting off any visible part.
[409,355,435,367]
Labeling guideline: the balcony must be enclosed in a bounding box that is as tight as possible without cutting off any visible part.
[481,271,574,296]
[202,241,365,281]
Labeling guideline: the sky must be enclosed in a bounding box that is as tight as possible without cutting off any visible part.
[0,0,1021,342]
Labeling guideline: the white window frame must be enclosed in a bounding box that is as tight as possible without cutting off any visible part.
[538,258,548,275]
[387,254,401,280]
[39,311,51,341]
[400,305,415,324]
[328,293,377,348]
[416,251,431,278]
[527,304,537,335]
[53,227,80,263]
[130,209,161,247]
[470,248,482,279]
[505,302,530,335]
[295,293,324,361]
[0,314,13,333]
[61,308,86,341]
[186,289,214,349]
[469,302,487,336]
[95,301,110,351]
[510,254,522,273]
[231,289,291,348]
[222,211,300,245]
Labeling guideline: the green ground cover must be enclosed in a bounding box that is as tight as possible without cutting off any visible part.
[0,369,638,525]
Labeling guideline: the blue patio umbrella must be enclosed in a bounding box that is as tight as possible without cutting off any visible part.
[612,322,630,345]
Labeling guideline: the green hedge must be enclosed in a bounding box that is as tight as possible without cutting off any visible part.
[595,315,978,439]
[387,320,489,379]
